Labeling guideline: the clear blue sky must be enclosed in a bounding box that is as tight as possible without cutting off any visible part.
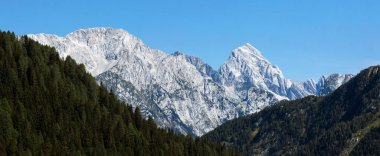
[1,0,379,81]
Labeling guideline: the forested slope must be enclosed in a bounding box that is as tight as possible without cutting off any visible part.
[0,31,237,156]
[204,65,380,156]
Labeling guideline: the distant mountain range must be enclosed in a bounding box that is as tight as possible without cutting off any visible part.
[204,66,380,156]
[28,27,353,136]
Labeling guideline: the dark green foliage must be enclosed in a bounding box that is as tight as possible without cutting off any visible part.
[0,31,238,156]
[204,66,380,156]
[351,127,380,156]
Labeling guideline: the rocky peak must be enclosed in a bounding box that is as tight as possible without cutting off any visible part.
[232,43,265,59]
[27,27,353,136]
[317,74,354,96]
[220,43,288,98]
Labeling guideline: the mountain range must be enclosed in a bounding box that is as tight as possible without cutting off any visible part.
[204,66,380,156]
[28,27,353,136]
[0,31,236,155]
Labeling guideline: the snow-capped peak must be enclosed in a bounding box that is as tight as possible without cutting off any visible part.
[316,74,354,95]
[232,43,265,60]
[66,27,145,56]
[28,27,353,136]
[220,43,288,98]
[28,28,148,76]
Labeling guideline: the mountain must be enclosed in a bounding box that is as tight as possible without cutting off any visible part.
[28,27,352,136]
[203,66,380,156]
[316,74,354,96]
[219,43,289,98]
[0,31,237,155]
[218,43,354,99]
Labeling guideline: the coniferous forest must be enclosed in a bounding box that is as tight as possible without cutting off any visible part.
[0,31,238,155]
[204,66,380,156]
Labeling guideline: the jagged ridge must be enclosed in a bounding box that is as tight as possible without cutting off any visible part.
[27,27,353,136]
[203,65,380,156]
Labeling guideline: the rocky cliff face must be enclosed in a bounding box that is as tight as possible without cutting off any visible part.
[28,27,352,136]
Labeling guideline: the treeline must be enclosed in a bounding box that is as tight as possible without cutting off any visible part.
[0,31,238,156]
[204,66,380,156]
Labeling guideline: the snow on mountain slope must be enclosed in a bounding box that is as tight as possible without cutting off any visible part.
[29,28,142,76]
[219,43,289,99]
[286,79,317,99]
[317,74,354,96]
[28,27,352,136]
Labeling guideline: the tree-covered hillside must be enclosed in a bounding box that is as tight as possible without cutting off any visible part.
[0,31,238,156]
[204,66,380,156]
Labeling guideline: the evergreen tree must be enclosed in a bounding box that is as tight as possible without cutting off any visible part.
[204,66,380,156]
[0,31,239,156]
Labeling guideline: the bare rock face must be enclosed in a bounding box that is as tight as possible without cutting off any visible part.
[28,27,352,136]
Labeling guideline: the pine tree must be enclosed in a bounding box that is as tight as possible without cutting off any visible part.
[0,31,238,156]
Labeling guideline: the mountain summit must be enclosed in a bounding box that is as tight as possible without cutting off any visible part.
[28,27,353,136]
[220,43,288,98]
[29,27,143,76]
[204,66,380,155]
